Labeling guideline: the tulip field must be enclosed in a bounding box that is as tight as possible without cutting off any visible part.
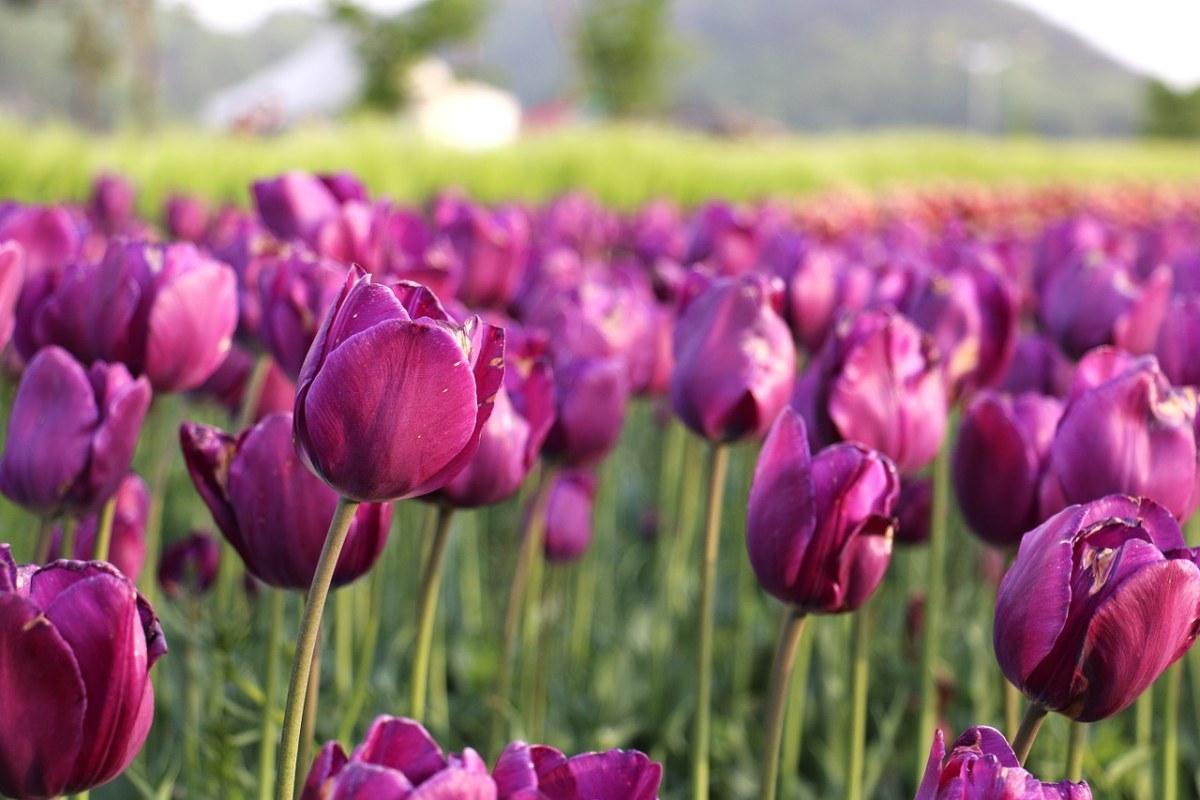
[3,121,1200,800]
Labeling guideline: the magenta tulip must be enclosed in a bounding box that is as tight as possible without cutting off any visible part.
[293,267,505,502]
[181,413,392,591]
[541,355,630,468]
[158,531,221,599]
[0,546,167,799]
[541,469,597,563]
[0,347,150,518]
[994,495,1200,721]
[916,726,1090,799]
[256,251,346,380]
[0,240,25,351]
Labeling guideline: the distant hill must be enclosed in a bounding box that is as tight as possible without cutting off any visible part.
[0,0,1145,136]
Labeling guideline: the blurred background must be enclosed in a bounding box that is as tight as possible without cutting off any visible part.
[2,0,1199,144]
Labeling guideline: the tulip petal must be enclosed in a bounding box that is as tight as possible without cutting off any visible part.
[913,728,945,800]
[331,761,414,799]
[300,320,477,501]
[302,741,349,800]
[492,742,539,797]
[353,717,446,784]
[836,514,895,613]
[145,251,237,391]
[0,593,85,799]
[179,422,243,554]
[536,750,661,800]
[409,749,495,800]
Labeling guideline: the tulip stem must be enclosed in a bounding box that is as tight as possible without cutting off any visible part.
[1135,693,1153,800]
[337,557,386,743]
[847,604,872,800]
[275,496,360,800]
[61,517,78,562]
[92,496,117,562]
[258,590,286,800]
[916,439,950,780]
[33,515,53,564]
[236,354,272,431]
[410,504,455,723]
[760,607,808,800]
[1011,702,1049,766]
[1164,662,1181,800]
[692,442,729,800]
[1066,722,1086,783]
[779,613,814,791]
[296,626,321,799]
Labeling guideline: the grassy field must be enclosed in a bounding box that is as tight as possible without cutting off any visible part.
[2,117,1200,211]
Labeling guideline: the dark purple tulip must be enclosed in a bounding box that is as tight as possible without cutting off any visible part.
[0,204,83,279]
[438,339,555,508]
[997,495,1200,721]
[256,251,346,380]
[915,726,1091,799]
[293,267,505,502]
[252,171,341,244]
[319,171,370,205]
[158,531,221,599]
[0,546,166,799]
[163,193,211,243]
[670,273,796,443]
[746,408,899,614]
[1046,355,1199,520]
[764,233,843,353]
[49,473,149,582]
[683,201,763,275]
[793,309,947,475]
[434,195,531,310]
[996,333,1073,397]
[953,392,1063,550]
[540,469,597,563]
[895,477,932,546]
[0,241,25,351]
[302,715,662,800]
[180,413,392,591]
[0,347,150,518]
[88,173,137,236]
[1154,295,1200,387]
[20,239,239,392]
[541,356,630,468]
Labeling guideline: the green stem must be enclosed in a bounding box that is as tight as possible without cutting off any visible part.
[334,587,353,701]
[296,626,321,799]
[760,607,808,800]
[1135,692,1153,800]
[184,597,202,799]
[259,590,286,800]
[33,516,54,564]
[275,497,360,800]
[60,517,78,561]
[779,614,814,791]
[411,504,455,722]
[847,605,872,800]
[91,496,117,562]
[1164,662,1181,800]
[140,395,183,609]
[668,435,704,614]
[916,440,950,779]
[1004,679,1021,741]
[1066,722,1086,783]
[236,354,272,431]
[336,555,386,742]
[692,442,729,800]
[491,468,554,754]
[1011,702,1049,766]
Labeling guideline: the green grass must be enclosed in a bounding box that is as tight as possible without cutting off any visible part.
[2,117,1200,212]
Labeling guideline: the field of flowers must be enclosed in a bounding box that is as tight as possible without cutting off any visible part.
[0,123,1199,800]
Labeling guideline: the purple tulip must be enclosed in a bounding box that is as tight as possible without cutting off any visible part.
[163,193,211,243]
[319,171,370,205]
[1045,355,1199,520]
[434,195,531,310]
[256,251,346,380]
[915,726,1090,799]
[540,469,597,563]
[0,241,25,351]
[953,392,1063,550]
[746,408,899,613]
[0,204,83,280]
[252,171,342,244]
[180,413,392,591]
[996,334,1073,397]
[994,495,1200,721]
[793,309,947,475]
[1154,295,1200,388]
[193,344,296,425]
[0,545,167,798]
[895,477,932,546]
[541,356,630,468]
[88,173,138,236]
[158,531,222,599]
[0,347,150,518]
[19,239,239,392]
[302,715,662,800]
[437,336,556,508]
[670,273,796,442]
[49,473,150,582]
[293,268,505,502]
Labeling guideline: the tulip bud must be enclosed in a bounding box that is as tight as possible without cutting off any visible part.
[163,193,211,243]
[994,495,1200,721]
[0,204,82,279]
[746,408,899,613]
[0,545,167,798]
[0,347,150,518]
[0,241,25,352]
[256,251,346,380]
[916,726,1091,799]
[1046,355,1199,520]
[88,173,137,236]
[252,171,341,244]
[542,355,630,468]
[49,473,150,581]
[181,413,392,591]
[1155,295,1200,388]
[793,309,947,475]
[953,391,1063,550]
[540,469,597,563]
[670,273,796,443]
[434,194,531,310]
[895,477,932,546]
[996,333,1073,397]
[158,531,221,599]
[293,267,505,502]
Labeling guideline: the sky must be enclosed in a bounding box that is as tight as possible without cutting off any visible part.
[167,0,1200,89]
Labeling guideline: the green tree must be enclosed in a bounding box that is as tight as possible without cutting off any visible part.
[332,0,487,111]
[1142,79,1200,139]
[575,0,672,117]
